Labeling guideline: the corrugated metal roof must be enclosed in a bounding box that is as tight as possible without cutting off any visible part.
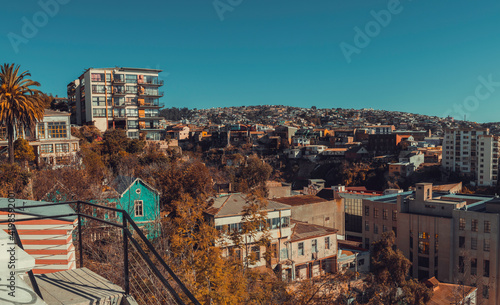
[0,198,76,222]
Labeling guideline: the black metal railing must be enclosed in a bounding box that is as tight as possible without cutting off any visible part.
[0,200,200,305]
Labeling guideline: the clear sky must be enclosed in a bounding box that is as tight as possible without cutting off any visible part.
[1,0,500,122]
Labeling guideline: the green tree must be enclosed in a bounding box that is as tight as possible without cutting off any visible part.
[0,63,46,163]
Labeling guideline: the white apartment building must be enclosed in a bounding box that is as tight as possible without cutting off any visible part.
[0,109,79,167]
[442,128,491,184]
[204,193,338,281]
[68,67,164,140]
[477,135,499,187]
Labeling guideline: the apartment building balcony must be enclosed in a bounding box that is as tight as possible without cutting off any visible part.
[112,78,125,84]
[139,115,163,120]
[138,91,164,98]
[138,79,164,86]
[138,103,161,108]
[112,90,126,96]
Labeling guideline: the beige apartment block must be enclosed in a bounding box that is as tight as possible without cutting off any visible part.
[362,183,499,304]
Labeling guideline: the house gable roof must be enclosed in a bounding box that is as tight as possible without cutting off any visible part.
[113,176,160,197]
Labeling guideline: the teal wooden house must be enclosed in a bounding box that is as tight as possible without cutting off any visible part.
[109,176,161,238]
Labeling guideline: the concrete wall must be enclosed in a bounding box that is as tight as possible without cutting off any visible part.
[290,199,345,237]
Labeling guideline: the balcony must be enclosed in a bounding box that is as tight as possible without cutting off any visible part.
[112,90,126,96]
[138,90,164,98]
[112,78,125,84]
[138,79,164,86]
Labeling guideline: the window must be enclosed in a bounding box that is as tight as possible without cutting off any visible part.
[364,206,370,217]
[471,237,477,250]
[126,85,137,93]
[113,73,124,82]
[418,232,429,239]
[125,74,137,83]
[281,216,290,228]
[128,131,139,139]
[484,220,491,233]
[298,242,304,256]
[127,120,139,129]
[312,239,318,253]
[365,238,370,249]
[373,224,378,234]
[365,221,369,231]
[126,108,138,117]
[134,200,143,217]
[471,258,477,275]
[471,219,478,232]
[459,256,464,273]
[72,143,78,151]
[271,244,278,258]
[93,108,108,117]
[484,260,490,277]
[92,96,112,106]
[48,122,67,138]
[418,256,429,268]
[55,156,70,165]
[114,96,125,105]
[459,218,466,230]
[393,227,397,237]
[383,209,388,220]
[55,143,69,153]
[40,144,53,153]
[483,285,489,299]
[145,108,159,117]
[392,210,398,221]
[374,208,379,218]
[251,246,260,261]
[484,239,490,252]
[435,234,439,253]
[383,225,387,233]
[459,236,466,248]
[418,241,429,254]
[325,237,330,250]
[38,123,45,139]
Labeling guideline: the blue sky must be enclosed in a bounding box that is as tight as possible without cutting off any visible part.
[1,0,500,122]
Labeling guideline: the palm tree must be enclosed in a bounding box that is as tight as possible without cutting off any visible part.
[0,63,45,163]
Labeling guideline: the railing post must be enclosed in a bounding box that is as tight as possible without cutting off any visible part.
[77,202,83,268]
[123,216,130,295]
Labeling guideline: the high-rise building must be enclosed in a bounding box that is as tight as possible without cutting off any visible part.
[441,128,494,185]
[477,135,499,186]
[68,67,164,140]
[362,183,499,305]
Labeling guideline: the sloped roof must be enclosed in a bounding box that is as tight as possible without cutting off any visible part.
[290,220,338,242]
[425,277,476,305]
[205,193,290,217]
[0,198,76,222]
[113,176,159,196]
